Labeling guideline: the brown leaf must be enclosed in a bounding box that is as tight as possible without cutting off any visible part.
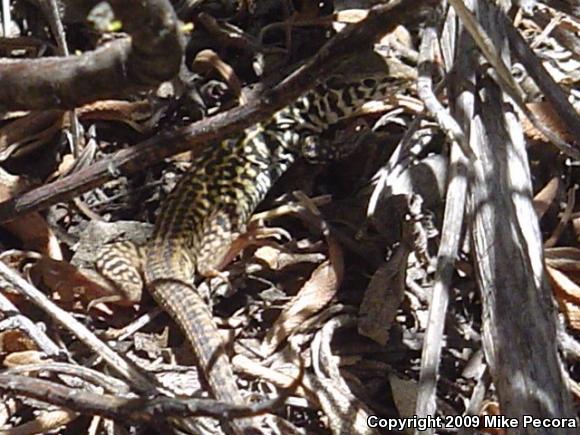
[0,330,38,353]
[77,99,153,132]
[0,172,62,259]
[480,401,507,435]
[547,265,580,330]
[262,259,340,355]
[546,247,580,274]
[521,102,574,143]
[3,350,45,368]
[253,245,325,270]
[191,49,243,102]
[533,177,559,219]
[0,110,64,161]
[2,214,62,259]
[33,257,123,307]
[358,245,408,345]
[545,247,580,329]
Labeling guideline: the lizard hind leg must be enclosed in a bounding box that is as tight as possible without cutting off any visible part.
[94,240,145,304]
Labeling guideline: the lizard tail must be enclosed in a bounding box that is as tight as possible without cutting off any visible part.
[146,278,260,434]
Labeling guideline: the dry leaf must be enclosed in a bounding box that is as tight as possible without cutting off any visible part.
[3,350,45,367]
[0,172,62,259]
[56,153,77,177]
[304,373,378,435]
[0,110,64,160]
[533,177,559,219]
[4,409,78,435]
[521,102,574,143]
[358,245,408,345]
[480,401,506,435]
[262,259,340,355]
[0,330,38,353]
[253,245,325,270]
[33,257,123,307]
[389,374,418,420]
[547,265,580,330]
[191,49,243,102]
[2,213,62,260]
[546,247,580,274]
[77,99,153,131]
[545,247,580,329]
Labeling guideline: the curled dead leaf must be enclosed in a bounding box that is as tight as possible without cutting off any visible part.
[262,259,341,356]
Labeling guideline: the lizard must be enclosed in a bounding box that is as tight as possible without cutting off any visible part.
[94,67,413,434]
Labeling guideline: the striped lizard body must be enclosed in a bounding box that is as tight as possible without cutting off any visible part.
[95,72,409,434]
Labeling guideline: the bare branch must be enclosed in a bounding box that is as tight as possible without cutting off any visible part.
[0,0,182,110]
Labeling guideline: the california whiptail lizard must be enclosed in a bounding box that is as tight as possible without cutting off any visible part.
[95,69,412,434]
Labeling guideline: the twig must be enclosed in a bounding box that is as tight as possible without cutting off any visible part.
[415,12,475,161]
[0,355,304,423]
[6,362,132,394]
[414,8,471,428]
